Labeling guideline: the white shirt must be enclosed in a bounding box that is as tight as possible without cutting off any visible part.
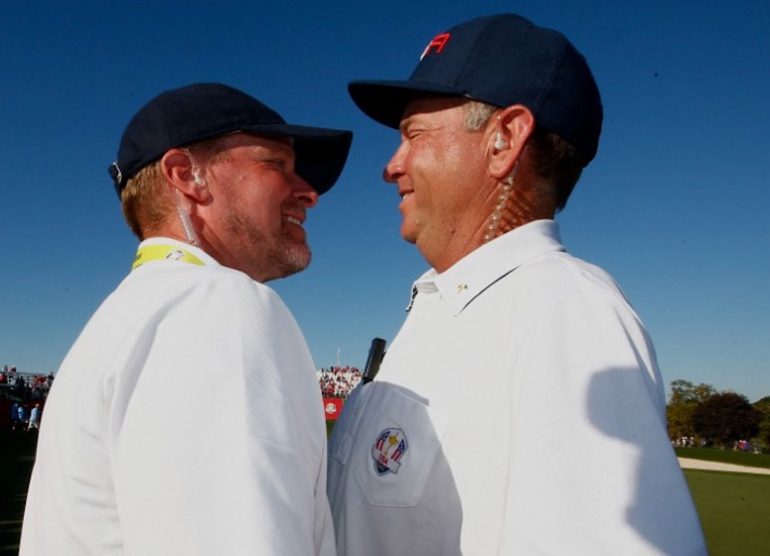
[21,238,335,556]
[328,220,706,555]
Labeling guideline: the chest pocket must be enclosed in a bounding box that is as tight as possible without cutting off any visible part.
[351,383,448,507]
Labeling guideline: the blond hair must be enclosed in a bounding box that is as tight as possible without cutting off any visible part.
[120,137,231,239]
[121,161,170,240]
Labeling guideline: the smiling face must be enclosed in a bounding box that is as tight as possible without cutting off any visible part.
[383,97,496,272]
[198,133,319,282]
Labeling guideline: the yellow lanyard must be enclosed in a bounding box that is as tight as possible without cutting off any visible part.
[132,244,205,270]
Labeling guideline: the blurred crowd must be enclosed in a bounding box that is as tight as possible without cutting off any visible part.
[1,365,53,431]
[318,366,362,399]
[1,363,364,429]
[1,365,53,402]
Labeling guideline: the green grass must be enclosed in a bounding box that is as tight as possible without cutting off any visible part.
[683,470,770,556]
[676,447,770,469]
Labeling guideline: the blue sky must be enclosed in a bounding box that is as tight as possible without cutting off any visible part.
[1,1,768,402]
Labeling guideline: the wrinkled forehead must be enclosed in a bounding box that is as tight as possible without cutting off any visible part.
[399,96,471,129]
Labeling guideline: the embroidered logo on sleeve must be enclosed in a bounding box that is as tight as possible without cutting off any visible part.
[372,428,409,475]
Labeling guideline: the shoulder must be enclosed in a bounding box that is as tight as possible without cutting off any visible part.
[192,265,287,309]
[172,266,301,341]
[83,263,300,360]
[109,263,309,375]
[126,262,291,317]
[495,251,653,349]
[514,251,632,310]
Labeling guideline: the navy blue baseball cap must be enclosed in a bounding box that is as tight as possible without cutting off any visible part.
[110,83,353,196]
[349,14,602,166]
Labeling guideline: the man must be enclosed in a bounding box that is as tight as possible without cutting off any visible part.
[10,400,23,432]
[21,83,352,555]
[328,14,706,555]
[27,403,41,431]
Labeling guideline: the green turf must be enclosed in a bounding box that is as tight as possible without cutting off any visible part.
[676,447,770,469]
[683,469,770,556]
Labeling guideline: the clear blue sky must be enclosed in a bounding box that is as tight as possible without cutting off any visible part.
[2,1,768,402]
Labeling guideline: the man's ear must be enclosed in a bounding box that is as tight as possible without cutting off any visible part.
[487,104,535,179]
[159,149,212,204]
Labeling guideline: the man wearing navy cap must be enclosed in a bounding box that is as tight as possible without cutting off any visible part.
[21,83,351,555]
[328,15,706,555]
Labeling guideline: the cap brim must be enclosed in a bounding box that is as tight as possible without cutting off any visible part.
[348,80,466,129]
[241,123,352,195]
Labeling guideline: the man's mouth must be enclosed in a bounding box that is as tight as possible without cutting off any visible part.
[285,215,303,226]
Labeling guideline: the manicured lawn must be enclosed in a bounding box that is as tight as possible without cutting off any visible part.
[683,469,770,556]
[676,447,770,469]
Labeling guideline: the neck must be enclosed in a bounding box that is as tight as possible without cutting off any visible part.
[421,232,484,273]
[144,229,196,246]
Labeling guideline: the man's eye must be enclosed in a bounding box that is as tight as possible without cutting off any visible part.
[406,129,424,140]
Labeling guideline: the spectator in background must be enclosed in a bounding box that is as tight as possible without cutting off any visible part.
[14,403,27,431]
[13,375,27,401]
[27,404,41,431]
[319,366,362,398]
[10,401,21,431]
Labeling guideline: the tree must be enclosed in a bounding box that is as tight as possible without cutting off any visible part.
[753,396,770,415]
[753,396,770,450]
[692,392,763,447]
[666,380,716,440]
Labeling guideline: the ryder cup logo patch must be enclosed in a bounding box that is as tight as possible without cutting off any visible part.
[372,428,408,475]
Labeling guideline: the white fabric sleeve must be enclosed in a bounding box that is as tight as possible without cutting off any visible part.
[109,276,328,555]
[500,269,706,555]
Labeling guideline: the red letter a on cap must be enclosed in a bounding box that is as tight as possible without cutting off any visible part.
[420,33,450,60]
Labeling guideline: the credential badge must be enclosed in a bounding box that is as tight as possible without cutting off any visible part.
[372,427,408,475]
[165,249,186,261]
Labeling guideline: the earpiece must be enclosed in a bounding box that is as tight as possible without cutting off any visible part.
[494,131,508,151]
[484,165,521,244]
[192,169,203,186]
[173,189,200,246]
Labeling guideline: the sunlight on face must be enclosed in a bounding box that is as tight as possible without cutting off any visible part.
[202,134,319,282]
